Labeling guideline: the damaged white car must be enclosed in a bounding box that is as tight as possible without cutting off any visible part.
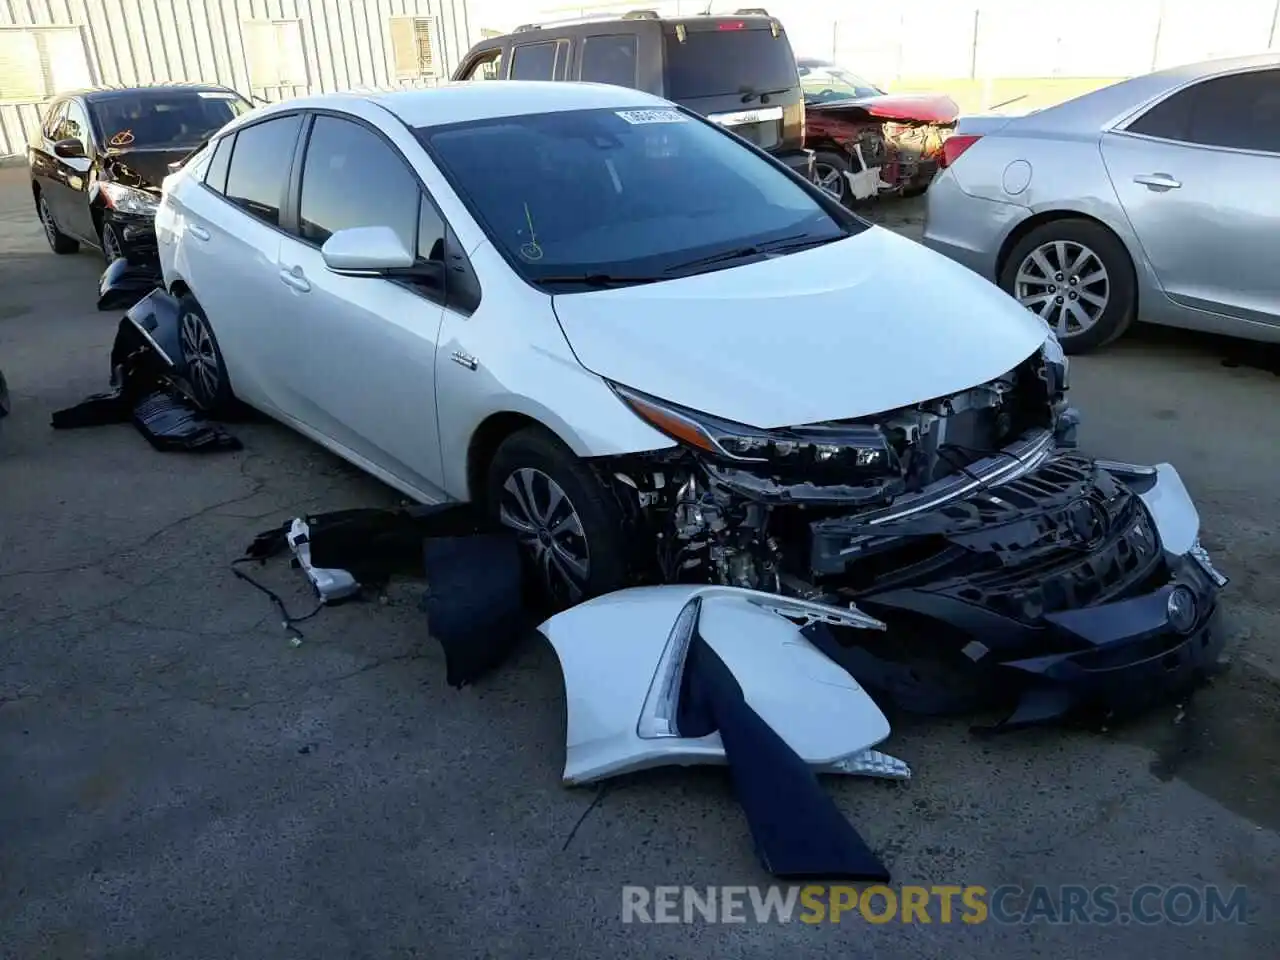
[157,82,1227,728]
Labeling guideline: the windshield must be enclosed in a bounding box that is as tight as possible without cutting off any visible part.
[89,91,253,149]
[798,64,885,103]
[419,107,853,289]
[662,27,799,100]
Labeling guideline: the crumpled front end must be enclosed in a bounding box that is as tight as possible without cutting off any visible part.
[592,339,1225,728]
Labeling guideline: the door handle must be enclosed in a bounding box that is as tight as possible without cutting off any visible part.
[1133,173,1181,191]
[278,266,311,293]
[188,224,210,241]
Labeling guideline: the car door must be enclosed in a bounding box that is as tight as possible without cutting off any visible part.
[168,112,304,411]
[1101,67,1280,327]
[55,98,98,242]
[29,100,65,195]
[273,112,449,499]
[577,34,640,91]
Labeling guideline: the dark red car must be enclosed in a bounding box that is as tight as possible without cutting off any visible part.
[798,58,958,205]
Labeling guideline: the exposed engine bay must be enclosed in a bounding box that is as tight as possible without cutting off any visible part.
[600,344,1072,602]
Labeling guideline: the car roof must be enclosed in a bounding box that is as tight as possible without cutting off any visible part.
[1016,52,1280,132]
[59,83,245,103]
[240,81,672,130]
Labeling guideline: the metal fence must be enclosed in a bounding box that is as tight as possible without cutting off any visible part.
[1,0,474,160]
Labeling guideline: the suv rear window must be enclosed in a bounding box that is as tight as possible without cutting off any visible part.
[662,26,798,100]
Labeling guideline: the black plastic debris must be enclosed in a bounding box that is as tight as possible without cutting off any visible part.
[681,628,891,881]
[51,291,239,453]
[131,391,241,452]
[98,256,163,312]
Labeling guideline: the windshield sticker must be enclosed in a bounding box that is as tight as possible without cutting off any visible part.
[198,91,238,99]
[518,202,544,261]
[615,109,687,125]
[107,130,135,147]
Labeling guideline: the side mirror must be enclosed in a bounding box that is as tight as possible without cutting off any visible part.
[320,226,416,275]
[53,138,86,159]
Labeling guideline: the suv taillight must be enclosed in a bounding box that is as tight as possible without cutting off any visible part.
[939,134,981,169]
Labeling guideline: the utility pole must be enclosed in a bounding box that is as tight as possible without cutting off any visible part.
[1269,0,1280,49]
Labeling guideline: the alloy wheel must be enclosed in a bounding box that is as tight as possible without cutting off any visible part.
[497,467,590,604]
[102,224,122,262]
[814,163,846,202]
[179,311,220,406]
[39,199,58,249]
[1013,240,1110,337]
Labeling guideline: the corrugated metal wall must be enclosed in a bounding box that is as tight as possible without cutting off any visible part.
[0,0,474,159]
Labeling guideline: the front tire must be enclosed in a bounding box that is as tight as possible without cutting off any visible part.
[486,427,629,609]
[37,193,79,255]
[999,219,1136,354]
[813,150,852,206]
[176,294,235,415]
[101,221,124,264]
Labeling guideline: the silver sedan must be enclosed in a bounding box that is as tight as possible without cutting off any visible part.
[922,53,1280,353]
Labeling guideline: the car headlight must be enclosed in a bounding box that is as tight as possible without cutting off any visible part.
[98,182,160,217]
[609,382,897,475]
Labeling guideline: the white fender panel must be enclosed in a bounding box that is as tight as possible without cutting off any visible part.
[537,586,902,785]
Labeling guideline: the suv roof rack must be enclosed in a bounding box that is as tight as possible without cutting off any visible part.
[620,8,661,18]
[734,7,770,13]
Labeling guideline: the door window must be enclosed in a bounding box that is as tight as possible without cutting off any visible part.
[203,135,234,195]
[579,35,638,88]
[297,115,420,250]
[510,41,558,80]
[1128,69,1280,154]
[223,114,303,226]
[461,50,503,80]
[42,101,66,139]
[62,100,90,149]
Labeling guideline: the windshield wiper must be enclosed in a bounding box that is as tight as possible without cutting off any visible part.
[533,274,666,288]
[740,86,791,104]
[664,234,839,274]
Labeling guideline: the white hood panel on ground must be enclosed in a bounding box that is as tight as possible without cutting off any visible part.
[553,226,1051,429]
[537,585,905,785]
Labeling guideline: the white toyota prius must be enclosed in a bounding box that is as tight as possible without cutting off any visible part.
[157,81,1211,627]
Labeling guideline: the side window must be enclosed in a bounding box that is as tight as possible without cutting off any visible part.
[43,102,66,139]
[418,198,446,264]
[461,50,503,81]
[510,41,558,80]
[62,101,90,147]
[223,114,302,226]
[297,115,419,250]
[203,135,234,195]
[1129,70,1280,154]
[579,35,638,88]
[1186,70,1280,154]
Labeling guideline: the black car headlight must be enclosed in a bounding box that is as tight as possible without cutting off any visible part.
[98,182,160,217]
[609,382,898,476]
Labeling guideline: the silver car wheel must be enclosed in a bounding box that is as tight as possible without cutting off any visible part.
[498,467,590,604]
[814,162,846,201]
[179,311,220,405]
[39,198,58,248]
[1014,240,1110,337]
[102,224,122,262]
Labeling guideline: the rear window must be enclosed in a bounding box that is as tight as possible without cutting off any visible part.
[662,26,798,100]
[89,91,253,149]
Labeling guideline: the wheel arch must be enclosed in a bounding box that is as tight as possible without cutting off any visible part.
[466,412,555,506]
[996,210,1137,302]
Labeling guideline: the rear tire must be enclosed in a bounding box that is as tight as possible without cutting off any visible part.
[37,193,79,255]
[485,426,629,610]
[999,218,1136,355]
[176,294,235,416]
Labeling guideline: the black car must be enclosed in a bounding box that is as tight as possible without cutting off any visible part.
[28,84,253,264]
[453,8,814,181]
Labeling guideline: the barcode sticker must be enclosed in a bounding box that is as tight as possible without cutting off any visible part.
[615,109,688,125]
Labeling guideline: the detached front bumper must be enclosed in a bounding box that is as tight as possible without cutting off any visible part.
[817,457,1229,730]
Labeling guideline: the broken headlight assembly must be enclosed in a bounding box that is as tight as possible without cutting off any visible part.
[97,182,160,217]
[609,382,900,479]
